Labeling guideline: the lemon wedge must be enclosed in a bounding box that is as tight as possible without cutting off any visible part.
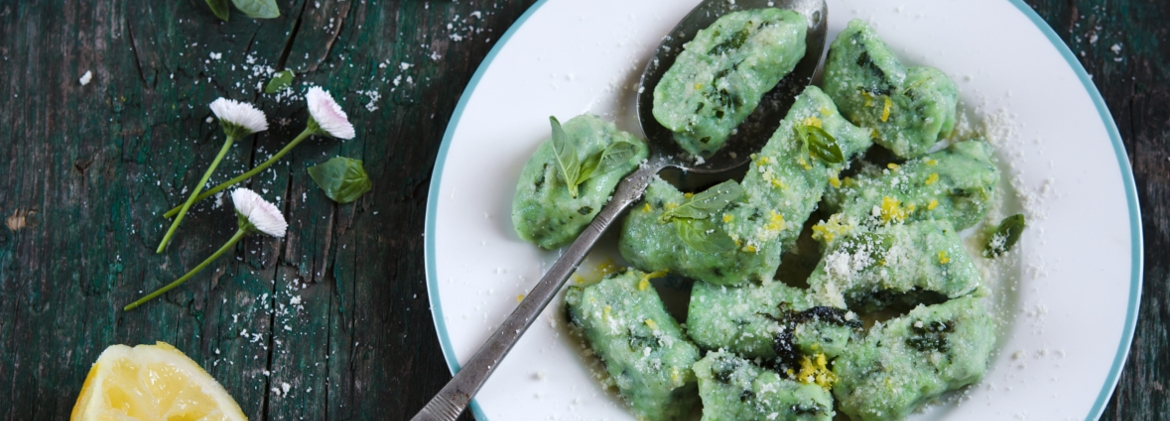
[71,341,248,421]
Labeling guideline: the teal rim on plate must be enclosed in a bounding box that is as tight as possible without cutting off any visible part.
[1004,1,1143,420]
[423,1,1143,420]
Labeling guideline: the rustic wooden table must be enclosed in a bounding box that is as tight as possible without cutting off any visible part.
[0,0,1164,419]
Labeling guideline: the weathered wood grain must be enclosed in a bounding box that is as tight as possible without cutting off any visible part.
[0,0,1164,420]
[0,0,534,420]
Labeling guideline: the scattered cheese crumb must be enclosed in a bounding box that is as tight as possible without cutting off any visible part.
[79,70,92,86]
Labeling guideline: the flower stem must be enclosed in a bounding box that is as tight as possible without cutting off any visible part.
[127,228,249,311]
[162,127,316,219]
[157,135,237,253]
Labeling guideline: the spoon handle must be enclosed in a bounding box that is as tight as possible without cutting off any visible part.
[411,158,668,421]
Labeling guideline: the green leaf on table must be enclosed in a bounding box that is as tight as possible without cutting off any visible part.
[265,70,295,93]
[674,218,737,253]
[206,0,231,21]
[548,116,581,198]
[307,157,373,204]
[795,125,844,164]
[983,214,1025,258]
[659,180,744,223]
[232,0,280,19]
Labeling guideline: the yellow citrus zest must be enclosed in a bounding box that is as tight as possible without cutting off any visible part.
[880,196,908,223]
[638,270,669,291]
[793,353,838,390]
[644,319,659,331]
[812,214,851,243]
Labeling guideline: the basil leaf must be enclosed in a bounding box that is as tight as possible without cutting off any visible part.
[796,125,845,164]
[576,140,638,188]
[675,218,737,253]
[595,140,639,175]
[307,157,373,204]
[660,180,744,222]
[206,0,231,21]
[231,0,280,19]
[984,214,1025,257]
[577,149,603,186]
[548,117,581,198]
[265,69,295,94]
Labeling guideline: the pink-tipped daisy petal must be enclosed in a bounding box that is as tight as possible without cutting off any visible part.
[231,188,288,237]
[306,86,355,139]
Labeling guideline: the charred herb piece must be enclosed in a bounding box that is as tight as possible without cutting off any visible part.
[984,214,1025,257]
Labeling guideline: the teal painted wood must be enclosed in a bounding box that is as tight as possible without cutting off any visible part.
[0,1,535,420]
[0,1,1163,420]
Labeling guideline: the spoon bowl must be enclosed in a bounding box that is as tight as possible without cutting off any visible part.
[412,1,826,419]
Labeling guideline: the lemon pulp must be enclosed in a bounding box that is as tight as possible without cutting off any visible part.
[71,341,247,421]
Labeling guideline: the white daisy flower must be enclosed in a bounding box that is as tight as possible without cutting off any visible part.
[210,97,269,138]
[231,188,288,237]
[129,187,290,310]
[306,86,355,139]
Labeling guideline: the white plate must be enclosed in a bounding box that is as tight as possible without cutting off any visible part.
[424,1,1142,420]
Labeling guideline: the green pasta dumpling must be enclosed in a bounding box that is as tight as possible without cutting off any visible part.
[564,269,701,421]
[821,140,1000,232]
[654,8,808,157]
[831,297,996,421]
[687,280,860,361]
[621,86,871,286]
[806,220,984,311]
[823,19,959,158]
[694,351,835,421]
[512,114,649,249]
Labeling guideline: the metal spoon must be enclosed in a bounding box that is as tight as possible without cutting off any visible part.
[412,1,826,419]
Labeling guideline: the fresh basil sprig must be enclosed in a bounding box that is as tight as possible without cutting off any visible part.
[580,140,639,184]
[265,70,295,93]
[308,157,373,204]
[659,180,744,223]
[548,117,639,198]
[675,218,737,253]
[795,125,844,164]
[984,214,1025,257]
[549,117,582,197]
